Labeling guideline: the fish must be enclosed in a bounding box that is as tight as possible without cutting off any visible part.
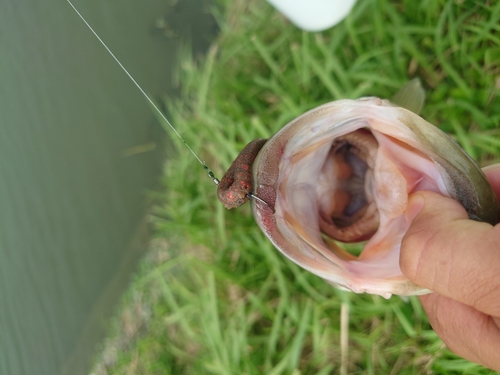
[219,80,500,298]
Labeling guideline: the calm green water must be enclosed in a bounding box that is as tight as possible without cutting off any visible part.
[0,0,214,374]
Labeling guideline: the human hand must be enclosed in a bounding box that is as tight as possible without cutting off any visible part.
[400,165,500,371]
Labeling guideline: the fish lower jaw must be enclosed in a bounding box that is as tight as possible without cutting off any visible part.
[330,278,431,299]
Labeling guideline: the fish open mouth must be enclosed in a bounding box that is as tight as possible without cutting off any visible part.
[252,115,434,296]
[251,98,498,297]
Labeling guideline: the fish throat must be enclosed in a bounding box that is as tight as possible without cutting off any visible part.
[317,129,379,244]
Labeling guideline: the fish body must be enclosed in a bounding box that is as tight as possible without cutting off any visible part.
[250,97,499,298]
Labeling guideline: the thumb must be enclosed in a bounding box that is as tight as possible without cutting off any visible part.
[400,191,500,317]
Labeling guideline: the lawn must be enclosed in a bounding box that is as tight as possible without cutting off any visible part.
[92,0,500,374]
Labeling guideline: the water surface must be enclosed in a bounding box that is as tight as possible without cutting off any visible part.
[0,0,215,374]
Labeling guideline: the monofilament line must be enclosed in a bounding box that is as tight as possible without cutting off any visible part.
[66,0,219,185]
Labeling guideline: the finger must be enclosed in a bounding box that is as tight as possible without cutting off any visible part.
[400,191,500,317]
[483,164,500,202]
[419,293,500,371]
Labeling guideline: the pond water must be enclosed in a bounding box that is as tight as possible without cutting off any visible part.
[0,0,215,374]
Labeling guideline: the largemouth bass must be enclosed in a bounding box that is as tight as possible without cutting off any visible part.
[218,82,500,298]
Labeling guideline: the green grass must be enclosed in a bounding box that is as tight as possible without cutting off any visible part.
[92,0,500,374]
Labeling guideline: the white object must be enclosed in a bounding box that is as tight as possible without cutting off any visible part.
[267,0,357,32]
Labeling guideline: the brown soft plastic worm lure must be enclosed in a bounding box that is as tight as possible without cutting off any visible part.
[217,139,267,209]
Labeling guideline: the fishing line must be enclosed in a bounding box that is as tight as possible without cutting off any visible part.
[65,0,220,186]
[66,0,276,213]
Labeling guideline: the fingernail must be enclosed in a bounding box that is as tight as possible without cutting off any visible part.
[482,163,500,172]
[405,193,425,225]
